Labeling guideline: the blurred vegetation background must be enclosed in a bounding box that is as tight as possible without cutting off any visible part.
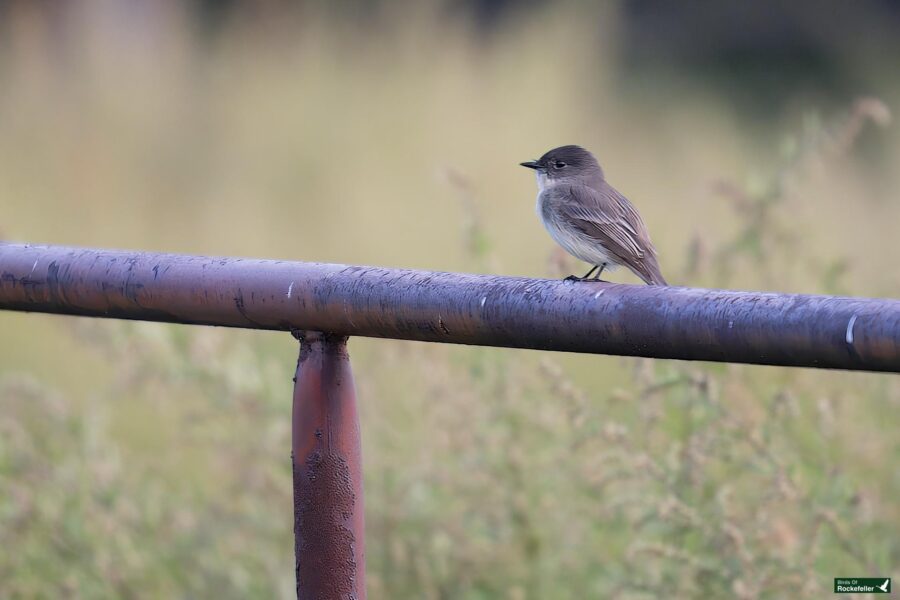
[1,1,899,598]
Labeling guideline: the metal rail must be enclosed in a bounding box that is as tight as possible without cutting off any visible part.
[1,242,899,371]
[2,242,900,599]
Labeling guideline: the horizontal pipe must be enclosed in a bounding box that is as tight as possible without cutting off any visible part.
[0,242,898,372]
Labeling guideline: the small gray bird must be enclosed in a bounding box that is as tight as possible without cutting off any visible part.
[521,145,668,286]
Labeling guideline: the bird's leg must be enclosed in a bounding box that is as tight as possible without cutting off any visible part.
[590,263,607,280]
[564,265,599,282]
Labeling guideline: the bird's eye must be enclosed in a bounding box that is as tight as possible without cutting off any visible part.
[554,161,566,169]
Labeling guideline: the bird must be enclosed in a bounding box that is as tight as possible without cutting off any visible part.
[878,580,890,593]
[521,144,668,286]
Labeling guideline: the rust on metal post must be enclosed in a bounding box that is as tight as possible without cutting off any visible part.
[291,331,365,600]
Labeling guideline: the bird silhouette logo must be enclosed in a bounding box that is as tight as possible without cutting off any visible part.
[877,579,890,593]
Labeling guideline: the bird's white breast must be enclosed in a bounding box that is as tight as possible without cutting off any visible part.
[535,184,620,269]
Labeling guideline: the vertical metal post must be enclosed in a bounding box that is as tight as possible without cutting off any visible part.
[291,331,366,600]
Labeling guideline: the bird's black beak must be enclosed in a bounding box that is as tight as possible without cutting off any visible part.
[519,160,541,170]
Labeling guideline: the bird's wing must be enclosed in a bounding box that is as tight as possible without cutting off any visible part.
[554,183,666,285]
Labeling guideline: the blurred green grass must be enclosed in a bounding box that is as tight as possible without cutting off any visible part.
[1,3,899,598]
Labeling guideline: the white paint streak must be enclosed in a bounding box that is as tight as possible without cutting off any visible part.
[845,314,859,345]
[728,320,734,329]
[593,290,605,299]
[287,281,294,298]
[30,260,39,274]
[480,296,487,308]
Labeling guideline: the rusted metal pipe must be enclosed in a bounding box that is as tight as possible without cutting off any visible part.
[1,242,899,372]
[291,331,365,599]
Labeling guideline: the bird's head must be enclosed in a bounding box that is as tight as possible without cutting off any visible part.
[520,145,604,188]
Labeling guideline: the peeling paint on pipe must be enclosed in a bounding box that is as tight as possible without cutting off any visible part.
[291,331,365,600]
[1,242,899,372]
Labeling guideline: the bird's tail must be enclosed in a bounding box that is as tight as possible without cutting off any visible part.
[647,273,669,286]
[636,256,668,286]
[647,272,668,286]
